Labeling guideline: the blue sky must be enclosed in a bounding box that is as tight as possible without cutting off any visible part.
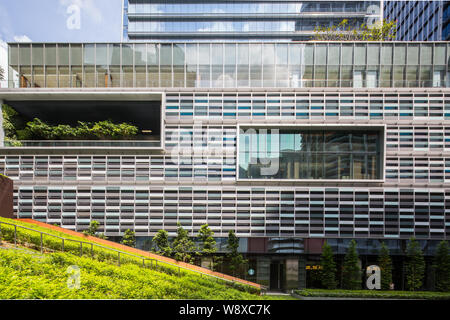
[0,0,123,43]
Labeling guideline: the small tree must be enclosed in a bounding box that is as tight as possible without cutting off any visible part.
[197,224,222,271]
[342,239,362,290]
[83,220,108,240]
[152,229,172,257]
[433,241,450,292]
[320,241,337,289]
[198,224,216,254]
[121,229,136,248]
[172,223,196,264]
[313,19,397,41]
[84,220,99,236]
[226,230,247,277]
[377,242,393,290]
[405,237,425,291]
[96,232,108,240]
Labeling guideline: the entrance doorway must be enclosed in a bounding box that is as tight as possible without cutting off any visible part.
[269,261,285,291]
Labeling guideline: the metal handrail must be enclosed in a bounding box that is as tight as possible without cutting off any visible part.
[0,221,264,291]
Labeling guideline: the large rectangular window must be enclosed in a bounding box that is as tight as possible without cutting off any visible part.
[239,128,382,180]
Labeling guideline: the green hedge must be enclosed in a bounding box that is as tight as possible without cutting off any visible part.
[25,118,139,140]
[1,104,140,142]
[295,289,450,300]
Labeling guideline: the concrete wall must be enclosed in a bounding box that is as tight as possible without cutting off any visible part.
[0,41,7,88]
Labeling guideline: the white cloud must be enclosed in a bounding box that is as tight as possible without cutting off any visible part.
[59,0,103,25]
[149,4,163,15]
[198,22,232,33]
[13,35,32,42]
[197,9,232,32]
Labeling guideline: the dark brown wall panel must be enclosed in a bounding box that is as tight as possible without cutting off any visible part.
[0,176,13,219]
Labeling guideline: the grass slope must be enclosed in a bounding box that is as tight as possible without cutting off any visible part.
[0,217,261,293]
[0,217,270,299]
[0,218,296,300]
[0,246,265,300]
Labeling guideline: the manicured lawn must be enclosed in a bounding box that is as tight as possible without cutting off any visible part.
[295,289,450,300]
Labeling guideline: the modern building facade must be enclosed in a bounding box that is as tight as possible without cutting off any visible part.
[122,0,383,41]
[0,41,8,88]
[384,0,450,41]
[1,41,450,290]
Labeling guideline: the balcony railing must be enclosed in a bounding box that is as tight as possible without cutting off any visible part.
[4,140,161,148]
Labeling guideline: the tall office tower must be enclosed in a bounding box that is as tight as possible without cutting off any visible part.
[122,0,383,41]
[384,0,450,41]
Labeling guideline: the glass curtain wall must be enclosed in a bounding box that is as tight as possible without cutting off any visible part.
[126,1,380,38]
[8,42,450,89]
[239,129,381,180]
[127,1,380,15]
[127,20,370,34]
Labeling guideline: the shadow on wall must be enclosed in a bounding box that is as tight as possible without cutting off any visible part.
[0,175,13,219]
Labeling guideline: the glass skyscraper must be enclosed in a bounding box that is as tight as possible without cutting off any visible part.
[123,0,382,41]
[384,0,450,41]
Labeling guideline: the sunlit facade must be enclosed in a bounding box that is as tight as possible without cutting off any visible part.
[1,39,450,291]
[123,0,382,41]
[7,42,450,89]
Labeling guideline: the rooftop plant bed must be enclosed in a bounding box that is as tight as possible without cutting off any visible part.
[2,104,140,146]
[25,118,139,140]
